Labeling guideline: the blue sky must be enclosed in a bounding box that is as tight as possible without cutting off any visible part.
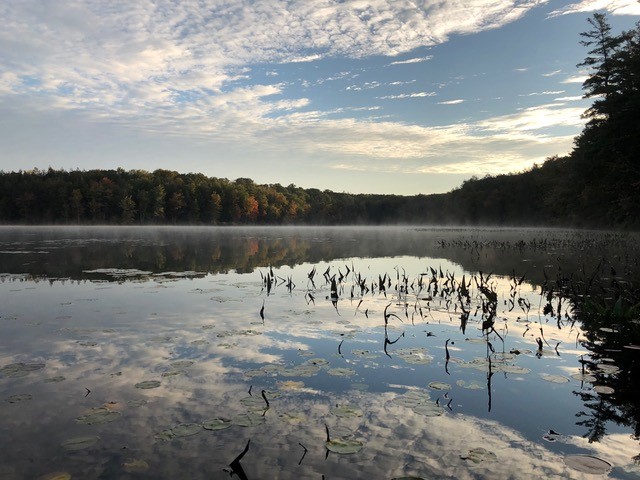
[1,1,638,195]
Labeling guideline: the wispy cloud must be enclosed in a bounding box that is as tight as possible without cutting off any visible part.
[549,0,640,16]
[377,92,436,100]
[542,70,562,77]
[387,56,433,66]
[438,99,465,105]
[519,90,565,96]
[561,75,588,84]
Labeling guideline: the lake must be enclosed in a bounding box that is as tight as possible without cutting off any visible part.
[1,226,639,479]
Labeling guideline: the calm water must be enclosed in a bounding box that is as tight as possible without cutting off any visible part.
[1,226,639,479]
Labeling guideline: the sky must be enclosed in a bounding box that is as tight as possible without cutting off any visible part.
[1,1,639,195]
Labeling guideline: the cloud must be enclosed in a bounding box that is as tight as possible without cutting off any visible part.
[0,0,551,114]
[554,95,584,101]
[519,90,565,96]
[387,55,434,66]
[438,99,465,105]
[549,0,640,16]
[0,0,588,184]
[542,69,562,77]
[562,75,588,84]
[377,92,437,99]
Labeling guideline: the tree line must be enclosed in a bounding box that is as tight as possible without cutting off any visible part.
[1,14,638,228]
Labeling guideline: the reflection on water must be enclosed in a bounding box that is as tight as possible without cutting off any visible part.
[1,226,639,479]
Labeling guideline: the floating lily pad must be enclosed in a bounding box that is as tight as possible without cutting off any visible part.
[413,402,444,417]
[122,459,149,472]
[127,399,147,407]
[161,370,185,377]
[331,405,363,418]
[281,365,321,377]
[154,429,174,442]
[564,455,611,474]
[456,380,484,390]
[393,391,431,407]
[278,412,306,424]
[352,349,376,359]
[0,362,45,378]
[428,382,451,391]
[44,376,66,383]
[325,438,364,454]
[135,380,161,389]
[494,365,531,375]
[76,407,121,425]
[277,380,305,391]
[327,367,356,377]
[350,382,369,391]
[170,360,194,369]
[306,358,329,366]
[202,418,232,431]
[61,435,99,451]
[77,341,97,347]
[570,373,597,382]
[460,447,497,463]
[594,385,615,394]
[539,373,570,383]
[6,393,32,403]
[596,364,620,374]
[232,412,266,427]
[171,423,201,437]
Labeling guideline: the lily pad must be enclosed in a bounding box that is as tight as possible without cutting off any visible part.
[539,373,570,383]
[61,435,99,451]
[325,438,364,454]
[281,365,321,377]
[306,358,330,366]
[331,405,363,418]
[170,360,194,369]
[393,391,431,407]
[596,364,620,374]
[135,380,161,389]
[412,402,443,417]
[327,367,356,377]
[570,373,596,382]
[594,385,615,394]
[0,362,45,378]
[44,376,66,383]
[76,407,121,425]
[460,447,498,463]
[128,399,148,407]
[494,365,531,375]
[564,455,611,474]
[154,429,175,442]
[428,381,451,391]
[171,423,202,437]
[232,412,266,427]
[202,418,232,431]
[277,380,305,391]
[278,412,306,424]
[456,380,484,390]
[122,459,149,472]
[5,393,32,403]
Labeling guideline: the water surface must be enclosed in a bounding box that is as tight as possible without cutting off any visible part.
[1,226,639,479]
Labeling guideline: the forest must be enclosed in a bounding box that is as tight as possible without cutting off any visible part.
[0,14,638,228]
